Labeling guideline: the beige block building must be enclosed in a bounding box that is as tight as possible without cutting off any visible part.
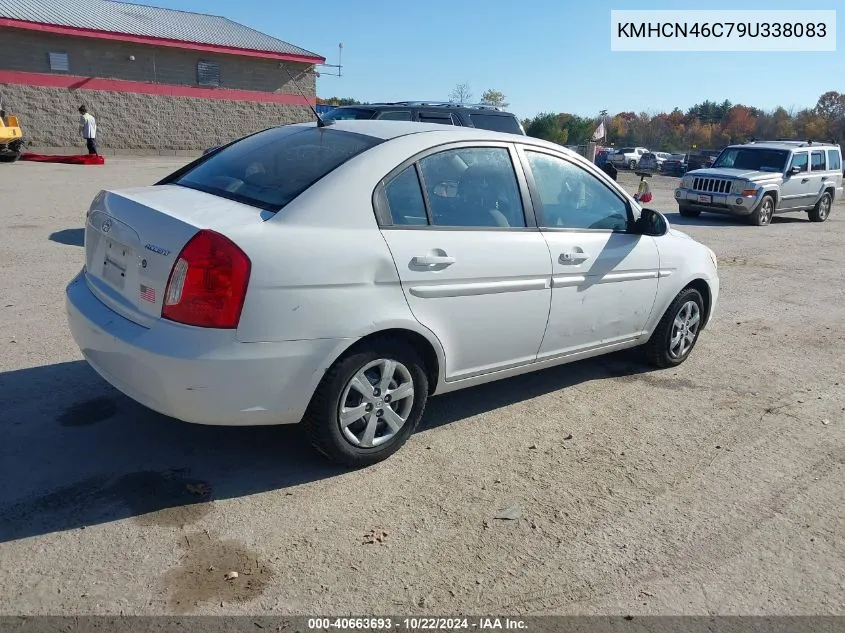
[0,0,324,153]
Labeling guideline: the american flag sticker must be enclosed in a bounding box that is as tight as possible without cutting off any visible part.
[140,284,156,303]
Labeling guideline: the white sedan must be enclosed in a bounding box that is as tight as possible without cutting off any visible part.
[66,120,720,466]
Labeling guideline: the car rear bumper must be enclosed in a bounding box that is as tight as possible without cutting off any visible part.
[65,270,348,426]
[675,187,763,216]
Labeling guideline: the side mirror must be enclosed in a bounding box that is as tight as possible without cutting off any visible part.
[636,208,667,236]
[789,166,802,175]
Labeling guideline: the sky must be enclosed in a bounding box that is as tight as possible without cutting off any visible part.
[146,0,842,120]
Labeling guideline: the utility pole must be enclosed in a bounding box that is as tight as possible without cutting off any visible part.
[599,109,609,144]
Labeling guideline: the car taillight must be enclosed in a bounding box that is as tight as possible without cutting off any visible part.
[161,229,251,329]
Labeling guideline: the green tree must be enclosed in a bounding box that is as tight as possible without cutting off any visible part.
[556,113,593,145]
[317,97,363,106]
[480,89,509,108]
[524,113,568,145]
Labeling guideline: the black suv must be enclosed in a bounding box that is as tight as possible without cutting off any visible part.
[686,149,723,171]
[320,101,526,135]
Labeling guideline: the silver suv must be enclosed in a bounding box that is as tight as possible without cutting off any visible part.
[674,140,843,226]
[611,147,650,169]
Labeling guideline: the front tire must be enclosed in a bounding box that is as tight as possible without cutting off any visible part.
[808,192,832,222]
[643,288,705,369]
[302,339,429,467]
[749,194,775,226]
[628,160,637,170]
[0,149,21,163]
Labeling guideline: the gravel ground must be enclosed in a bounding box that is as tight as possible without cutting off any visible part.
[0,160,843,616]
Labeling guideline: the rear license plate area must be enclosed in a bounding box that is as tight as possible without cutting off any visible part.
[102,239,131,290]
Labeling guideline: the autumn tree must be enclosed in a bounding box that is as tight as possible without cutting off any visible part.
[518,90,840,152]
[720,105,757,143]
[794,109,829,141]
[814,91,845,142]
[815,91,845,119]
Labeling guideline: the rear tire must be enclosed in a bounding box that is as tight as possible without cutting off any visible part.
[628,160,637,170]
[808,192,832,222]
[302,339,429,467]
[678,205,701,218]
[749,194,775,226]
[643,287,705,369]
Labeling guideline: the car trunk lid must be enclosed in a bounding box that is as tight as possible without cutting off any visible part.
[84,185,262,328]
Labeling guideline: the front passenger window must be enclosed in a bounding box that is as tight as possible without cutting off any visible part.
[790,152,808,173]
[525,151,629,231]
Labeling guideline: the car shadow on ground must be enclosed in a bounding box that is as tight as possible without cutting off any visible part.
[49,228,84,246]
[0,351,655,542]
[664,212,809,227]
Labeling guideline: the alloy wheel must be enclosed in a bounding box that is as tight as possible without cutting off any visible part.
[818,195,831,220]
[668,300,701,360]
[758,197,774,225]
[337,359,415,448]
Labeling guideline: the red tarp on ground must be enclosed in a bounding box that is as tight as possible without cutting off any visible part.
[20,153,105,165]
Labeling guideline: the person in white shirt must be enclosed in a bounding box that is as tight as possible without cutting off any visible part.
[78,105,98,155]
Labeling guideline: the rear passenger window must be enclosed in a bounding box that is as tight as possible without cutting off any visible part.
[384,166,428,225]
[377,111,412,121]
[827,149,841,171]
[418,113,456,125]
[419,147,526,228]
[468,113,522,134]
[811,150,826,171]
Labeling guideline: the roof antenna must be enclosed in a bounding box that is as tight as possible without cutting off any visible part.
[280,64,330,127]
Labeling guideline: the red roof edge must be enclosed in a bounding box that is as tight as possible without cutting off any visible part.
[0,17,326,64]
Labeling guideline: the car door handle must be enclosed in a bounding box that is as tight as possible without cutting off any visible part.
[559,251,589,264]
[412,255,455,266]
[802,178,810,183]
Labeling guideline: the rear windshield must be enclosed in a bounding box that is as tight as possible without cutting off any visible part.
[172,126,382,211]
[321,107,377,121]
[468,113,523,135]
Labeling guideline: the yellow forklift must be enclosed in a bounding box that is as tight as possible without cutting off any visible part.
[0,104,24,162]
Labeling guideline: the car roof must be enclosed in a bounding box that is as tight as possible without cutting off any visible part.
[285,120,602,167]
[292,119,543,145]
[328,102,513,114]
[732,141,839,151]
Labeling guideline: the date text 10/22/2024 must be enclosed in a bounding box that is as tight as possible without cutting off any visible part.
[307,618,528,631]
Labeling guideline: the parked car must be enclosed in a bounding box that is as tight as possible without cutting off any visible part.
[686,149,722,171]
[201,102,526,155]
[66,121,720,467]
[639,152,671,171]
[322,101,526,135]
[675,139,843,225]
[594,149,613,167]
[610,147,650,169]
[663,153,689,176]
